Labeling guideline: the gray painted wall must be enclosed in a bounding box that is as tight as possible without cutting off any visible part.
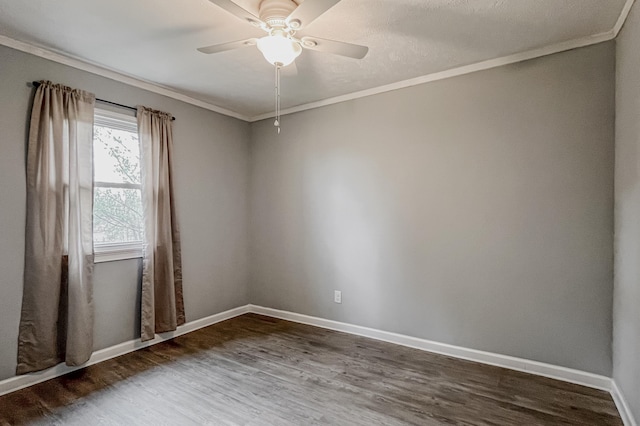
[0,39,619,385]
[250,42,615,375]
[614,2,640,421]
[0,45,251,380]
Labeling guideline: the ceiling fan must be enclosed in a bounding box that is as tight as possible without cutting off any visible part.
[198,0,369,132]
[198,0,369,67]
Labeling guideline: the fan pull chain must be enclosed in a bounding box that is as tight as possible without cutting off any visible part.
[274,63,281,134]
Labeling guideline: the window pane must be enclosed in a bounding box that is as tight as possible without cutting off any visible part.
[93,112,143,250]
[94,187,143,244]
[94,125,140,184]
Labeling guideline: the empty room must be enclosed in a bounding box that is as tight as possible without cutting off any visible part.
[0,0,638,424]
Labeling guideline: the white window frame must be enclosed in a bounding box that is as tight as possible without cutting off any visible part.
[93,109,143,263]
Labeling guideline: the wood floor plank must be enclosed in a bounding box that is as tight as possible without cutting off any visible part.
[0,313,623,425]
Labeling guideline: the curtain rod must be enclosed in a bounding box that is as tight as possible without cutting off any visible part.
[31,81,176,121]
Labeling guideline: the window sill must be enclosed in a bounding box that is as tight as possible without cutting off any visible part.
[94,242,143,263]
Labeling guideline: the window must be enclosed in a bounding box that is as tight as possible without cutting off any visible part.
[93,109,143,262]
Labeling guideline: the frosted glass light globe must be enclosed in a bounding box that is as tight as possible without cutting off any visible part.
[257,34,302,67]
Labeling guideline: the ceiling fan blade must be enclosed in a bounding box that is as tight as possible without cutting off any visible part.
[207,0,265,26]
[197,38,258,54]
[301,36,369,59]
[286,0,341,30]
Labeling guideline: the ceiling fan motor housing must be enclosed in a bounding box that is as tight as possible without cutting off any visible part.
[259,0,298,28]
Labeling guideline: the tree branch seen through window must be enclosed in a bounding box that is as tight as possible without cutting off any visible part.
[93,118,143,246]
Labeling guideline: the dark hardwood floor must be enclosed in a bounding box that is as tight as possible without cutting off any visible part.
[0,313,622,425]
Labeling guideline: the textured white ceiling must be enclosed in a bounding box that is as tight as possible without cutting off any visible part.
[0,0,628,118]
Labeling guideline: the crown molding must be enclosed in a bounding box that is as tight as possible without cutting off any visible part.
[2,0,633,124]
[614,0,636,36]
[0,34,251,122]
[249,29,615,122]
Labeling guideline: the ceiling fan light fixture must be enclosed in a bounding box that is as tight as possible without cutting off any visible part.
[257,33,302,67]
[201,0,369,134]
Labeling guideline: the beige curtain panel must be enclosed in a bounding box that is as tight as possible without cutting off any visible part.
[138,106,185,342]
[17,81,96,375]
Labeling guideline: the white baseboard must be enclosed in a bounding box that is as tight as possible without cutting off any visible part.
[0,303,625,423]
[612,381,638,426]
[0,305,250,397]
[247,305,612,392]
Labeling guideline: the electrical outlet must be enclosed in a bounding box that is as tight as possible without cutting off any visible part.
[334,290,342,304]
